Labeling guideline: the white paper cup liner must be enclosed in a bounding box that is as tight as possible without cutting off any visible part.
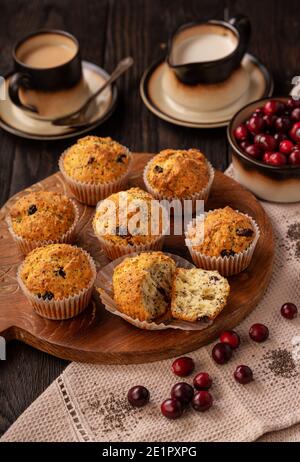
[6,199,80,255]
[96,252,213,331]
[143,157,215,212]
[185,211,260,277]
[59,148,132,206]
[17,247,97,320]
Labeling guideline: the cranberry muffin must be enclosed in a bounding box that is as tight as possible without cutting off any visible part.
[7,191,78,254]
[59,136,132,205]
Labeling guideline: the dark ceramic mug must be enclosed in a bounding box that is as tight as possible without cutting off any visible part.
[8,29,82,113]
[167,15,251,85]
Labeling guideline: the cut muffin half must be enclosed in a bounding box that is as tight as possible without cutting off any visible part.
[171,268,230,322]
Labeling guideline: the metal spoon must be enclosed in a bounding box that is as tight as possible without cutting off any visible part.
[52,56,134,128]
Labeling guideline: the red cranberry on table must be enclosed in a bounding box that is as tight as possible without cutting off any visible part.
[256,133,277,151]
[289,150,300,165]
[262,152,273,164]
[248,116,265,134]
[234,124,249,141]
[192,391,213,412]
[212,342,233,364]
[249,323,269,342]
[127,386,150,407]
[290,122,300,142]
[171,382,194,406]
[171,356,195,377]
[245,144,261,159]
[161,398,183,419]
[193,372,212,391]
[281,302,298,319]
[234,365,253,384]
[267,152,287,166]
[263,100,285,115]
[219,330,240,350]
[279,139,294,155]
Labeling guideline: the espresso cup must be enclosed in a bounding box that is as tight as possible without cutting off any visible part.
[167,15,251,85]
[9,29,82,114]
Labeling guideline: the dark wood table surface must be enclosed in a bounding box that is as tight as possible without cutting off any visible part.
[0,0,298,437]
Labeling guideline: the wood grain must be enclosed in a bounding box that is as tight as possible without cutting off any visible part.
[0,153,274,363]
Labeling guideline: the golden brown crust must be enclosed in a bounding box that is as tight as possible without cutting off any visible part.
[93,187,164,246]
[8,191,75,241]
[20,244,93,300]
[188,206,255,257]
[112,252,176,321]
[146,149,210,198]
[63,136,131,184]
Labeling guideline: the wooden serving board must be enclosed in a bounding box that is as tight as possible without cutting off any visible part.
[0,153,274,364]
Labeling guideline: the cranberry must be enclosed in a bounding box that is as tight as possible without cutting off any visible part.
[219,330,240,350]
[249,323,269,342]
[127,386,150,407]
[263,100,285,115]
[279,139,294,155]
[239,140,250,150]
[193,372,212,391]
[171,357,195,377]
[275,116,291,132]
[248,116,265,134]
[212,342,232,364]
[290,122,300,142]
[161,398,183,419]
[274,132,288,143]
[234,124,249,141]
[291,108,300,121]
[256,133,277,151]
[268,152,287,166]
[289,150,300,165]
[171,382,194,406]
[263,114,276,128]
[192,391,213,412]
[234,365,253,384]
[287,98,300,109]
[262,152,274,164]
[281,302,298,319]
[245,144,261,159]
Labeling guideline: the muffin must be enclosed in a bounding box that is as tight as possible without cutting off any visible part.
[59,136,132,205]
[93,187,166,259]
[6,191,79,254]
[185,206,260,276]
[171,268,230,322]
[17,243,96,320]
[143,149,214,207]
[112,252,176,321]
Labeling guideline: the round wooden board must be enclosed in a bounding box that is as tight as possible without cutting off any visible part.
[0,153,274,364]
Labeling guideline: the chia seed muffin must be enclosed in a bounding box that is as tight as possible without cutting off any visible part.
[17,243,96,319]
[185,206,260,276]
[59,136,132,205]
[143,149,214,207]
[93,187,166,259]
[6,191,79,254]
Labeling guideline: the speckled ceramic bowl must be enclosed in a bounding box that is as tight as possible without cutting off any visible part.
[227,96,300,203]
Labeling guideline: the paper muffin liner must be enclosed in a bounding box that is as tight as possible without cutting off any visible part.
[59,148,132,206]
[17,247,97,320]
[185,211,260,277]
[143,157,215,212]
[6,199,80,255]
[96,252,213,331]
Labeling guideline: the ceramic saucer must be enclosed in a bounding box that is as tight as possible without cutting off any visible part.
[0,61,118,140]
[140,53,273,128]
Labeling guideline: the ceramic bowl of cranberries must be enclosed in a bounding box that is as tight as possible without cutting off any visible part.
[228,97,300,203]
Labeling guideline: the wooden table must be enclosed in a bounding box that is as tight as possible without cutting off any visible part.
[0,0,298,437]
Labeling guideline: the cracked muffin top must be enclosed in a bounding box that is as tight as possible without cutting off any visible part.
[93,187,164,246]
[145,148,210,198]
[187,206,255,257]
[8,191,76,241]
[62,136,131,184]
[19,244,94,300]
